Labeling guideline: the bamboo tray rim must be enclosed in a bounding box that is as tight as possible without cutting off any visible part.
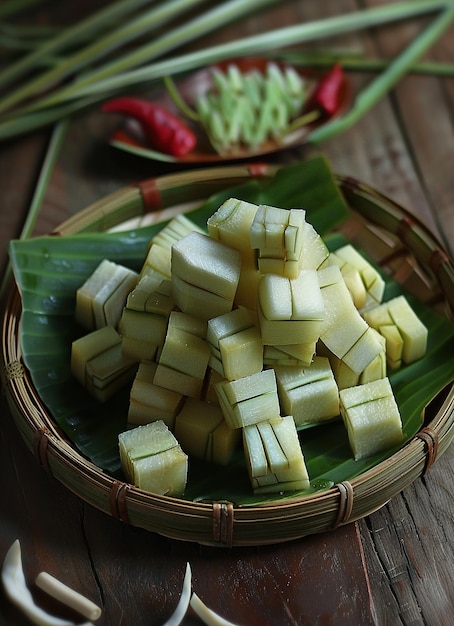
[2,163,453,547]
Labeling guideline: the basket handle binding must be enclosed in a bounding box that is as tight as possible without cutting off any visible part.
[332,481,354,529]
[414,426,439,475]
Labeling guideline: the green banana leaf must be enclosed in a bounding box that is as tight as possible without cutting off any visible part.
[8,157,454,506]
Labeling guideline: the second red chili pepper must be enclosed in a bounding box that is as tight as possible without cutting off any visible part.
[307,63,345,118]
[102,97,197,157]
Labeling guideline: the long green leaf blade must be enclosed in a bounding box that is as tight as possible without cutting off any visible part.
[45,0,449,103]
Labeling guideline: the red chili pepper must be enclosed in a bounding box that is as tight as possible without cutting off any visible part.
[102,97,197,157]
[308,63,344,118]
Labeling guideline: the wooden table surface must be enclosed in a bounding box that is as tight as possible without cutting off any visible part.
[0,2,453,625]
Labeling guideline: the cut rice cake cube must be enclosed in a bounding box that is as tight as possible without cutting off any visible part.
[260,271,324,322]
[92,266,139,330]
[318,265,382,374]
[75,259,138,330]
[172,275,238,321]
[118,308,166,362]
[243,416,310,494]
[174,398,240,465]
[258,270,324,346]
[250,205,305,254]
[153,364,205,399]
[218,326,263,381]
[71,326,137,403]
[132,448,187,496]
[172,231,241,300]
[207,307,262,380]
[85,344,136,403]
[243,421,268,478]
[207,197,258,253]
[234,259,262,312]
[263,346,299,367]
[259,272,292,320]
[250,204,306,277]
[158,325,210,380]
[274,356,339,427]
[362,266,385,305]
[119,420,180,470]
[127,273,163,309]
[153,311,210,398]
[341,265,367,310]
[360,348,387,384]
[331,244,385,305]
[249,205,275,250]
[72,325,119,385]
[207,198,261,312]
[141,214,204,279]
[318,265,367,355]
[128,361,184,429]
[151,214,204,250]
[140,243,172,278]
[285,210,306,261]
[278,341,317,365]
[377,324,403,370]
[325,329,386,390]
[385,296,427,363]
[363,302,404,370]
[126,276,175,316]
[119,421,187,496]
[359,330,387,383]
[171,231,241,320]
[363,302,394,329]
[258,305,322,347]
[174,397,221,461]
[215,369,280,429]
[342,326,386,375]
[168,309,207,338]
[138,264,169,286]
[300,222,329,270]
[211,419,242,466]
[387,296,428,363]
[291,270,325,322]
[339,377,403,460]
[364,295,427,366]
[120,277,175,362]
[328,253,367,310]
[329,354,360,390]
[207,307,255,351]
[263,341,316,367]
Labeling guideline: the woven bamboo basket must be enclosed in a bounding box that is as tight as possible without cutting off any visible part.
[2,164,453,547]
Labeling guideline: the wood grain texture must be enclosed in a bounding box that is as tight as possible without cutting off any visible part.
[0,394,376,626]
[360,444,454,626]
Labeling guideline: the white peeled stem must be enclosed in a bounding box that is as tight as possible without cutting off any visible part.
[36,572,102,621]
[189,592,241,626]
[162,562,192,626]
[1,540,74,626]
